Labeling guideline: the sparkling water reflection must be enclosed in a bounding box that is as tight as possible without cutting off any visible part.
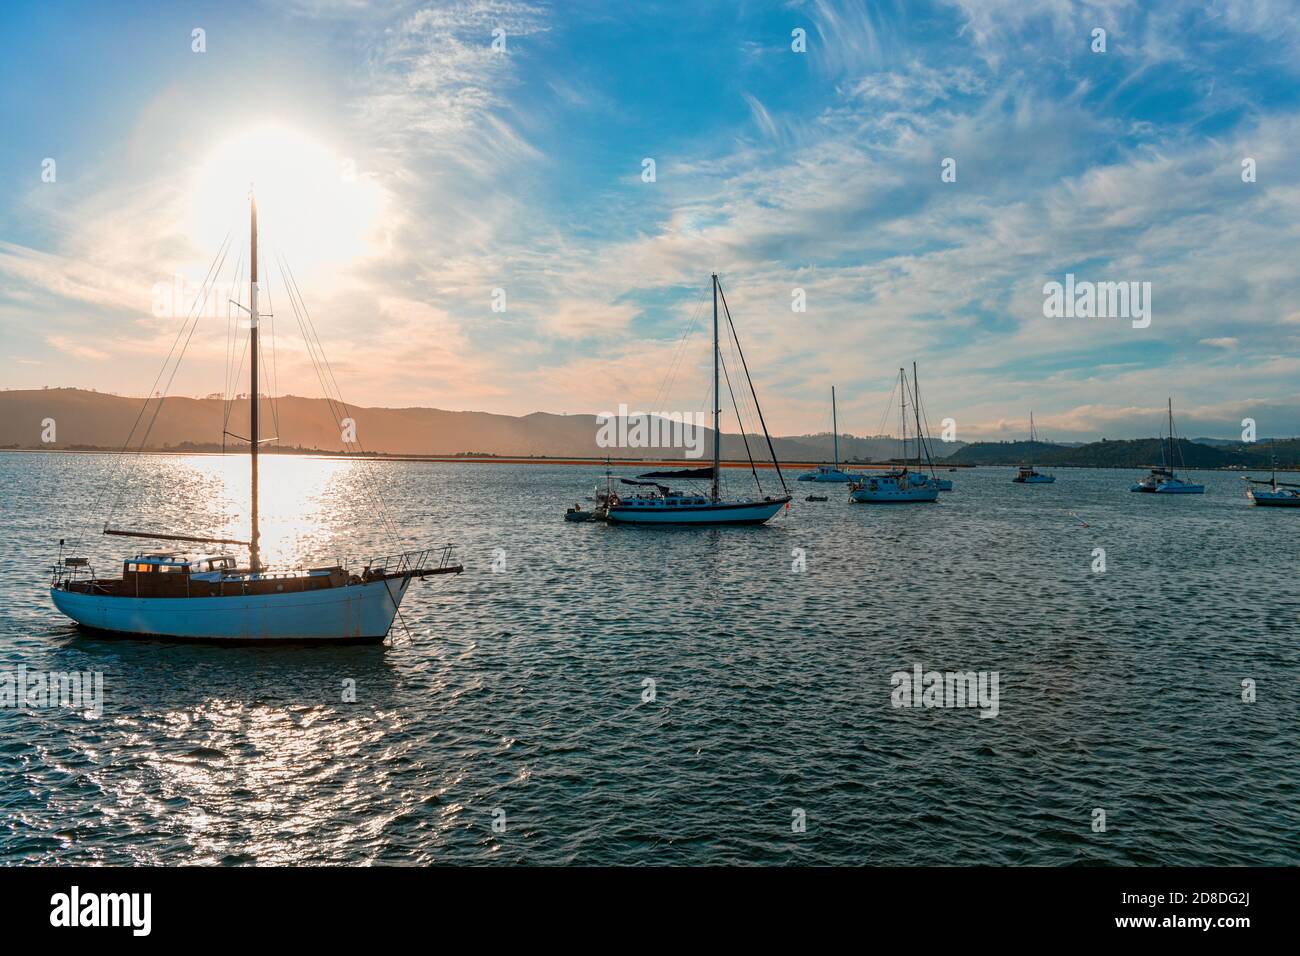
[1,452,1297,864]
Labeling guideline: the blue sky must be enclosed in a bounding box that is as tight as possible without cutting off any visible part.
[2,0,1299,440]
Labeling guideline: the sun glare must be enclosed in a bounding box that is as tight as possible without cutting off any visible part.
[190,122,384,271]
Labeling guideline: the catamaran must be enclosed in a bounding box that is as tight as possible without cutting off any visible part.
[602,274,791,525]
[849,366,939,503]
[1244,450,1300,507]
[1012,411,1055,483]
[50,192,462,642]
[1130,398,1205,494]
[797,386,853,483]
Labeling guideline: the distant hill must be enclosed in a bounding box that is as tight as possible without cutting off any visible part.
[948,437,1300,469]
[0,388,961,463]
[946,440,1061,465]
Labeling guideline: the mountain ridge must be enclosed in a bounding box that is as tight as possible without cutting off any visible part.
[0,388,964,462]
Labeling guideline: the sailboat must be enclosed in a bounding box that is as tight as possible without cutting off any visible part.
[1012,411,1055,483]
[909,363,952,490]
[1244,450,1300,507]
[797,386,853,482]
[849,366,939,503]
[602,274,791,525]
[1130,398,1204,493]
[49,192,462,642]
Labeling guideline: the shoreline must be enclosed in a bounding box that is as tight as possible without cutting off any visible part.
[1,447,1288,472]
[0,446,939,470]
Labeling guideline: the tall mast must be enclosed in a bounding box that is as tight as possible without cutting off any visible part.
[1029,411,1035,469]
[711,273,720,503]
[1167,397,1174,474]
[899,368,907,467]
[831,385,839,471]
[248,192,261,573]
[912,362,923,470]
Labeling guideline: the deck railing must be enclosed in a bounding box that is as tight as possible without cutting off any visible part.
[362,544,460,577]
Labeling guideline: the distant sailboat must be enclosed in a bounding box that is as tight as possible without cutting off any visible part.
[50,192,462,642]
[1130,398,1205,494]
[797,386,853,483]
[602,274,791,525]
[1012,411,1055,484]
[1244,449,1300,507]
[850,366,939,503]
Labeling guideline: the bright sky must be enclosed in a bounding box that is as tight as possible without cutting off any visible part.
[2,0,1299,440]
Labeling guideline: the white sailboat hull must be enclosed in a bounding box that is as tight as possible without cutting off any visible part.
[849,475,939,503]
[605,498,788,525]
[850,486,939,503]
[797,470,853,482]
[1248,488,1300,506]
[50,576,412,642]
[1130,479,1204,494]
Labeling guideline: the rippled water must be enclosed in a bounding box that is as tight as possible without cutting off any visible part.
[1,451,1296,865]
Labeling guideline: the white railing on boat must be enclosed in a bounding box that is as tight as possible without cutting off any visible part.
[51,544,463,587]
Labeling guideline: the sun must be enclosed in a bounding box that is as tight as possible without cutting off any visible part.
[189,122,384,271]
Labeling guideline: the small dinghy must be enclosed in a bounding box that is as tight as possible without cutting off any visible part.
[565,504,598,522]
[805,494,829,502]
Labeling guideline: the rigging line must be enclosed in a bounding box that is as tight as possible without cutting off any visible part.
[694,379,714,475]
[257,316,279,445]
[280,268,371,455]
[96,233,234,539]
[718,350,761,493]
[263,341,279,445]
[222,250,249,427]
[917,389,940,472]
[715,281,788,495]
[273,277,398,546]
[874,375,898,450]
[221,254,248,439]
[275,256,340,432]
[223,244,245,431]
[277,251,346,425]
[257,231,281,442]
[100,233,231,480]
[223,331,251,438]
[904,373,920,466]
[723,304,760,461]
[135,250,230,455]
[900,371,913,463]
[649,287,706,416]
[275,252,403,548]
[279,255,358,454]
[716,311,759,482]
[264,255,281,442]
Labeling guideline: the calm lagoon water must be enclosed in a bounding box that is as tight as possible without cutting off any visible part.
[1,451,1296,865]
